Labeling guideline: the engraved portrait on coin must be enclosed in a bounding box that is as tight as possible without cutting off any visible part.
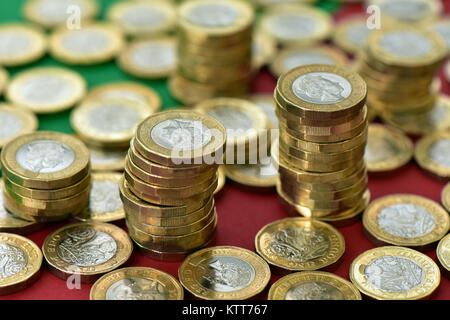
[198,256,255,292]
[269,227,330,263]
[285,281,345,300]
[20,76,71,105]
[428,139,450,168]
[106,277,169,300]
[271,15,315,39]
[0,112,22,140]
[88,104,140,133]
[292,72,352,104]
[379,32,432,58]
[16,140,75,173]
[188,3,238,28]
[131,44,176,69]
[365,256,425,292]
[56,227,117,267]
[0,243,27,279]
[90,181,123,214]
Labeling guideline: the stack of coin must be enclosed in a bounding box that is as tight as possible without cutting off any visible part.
[0,131,91,223]
[357,27,447,135]
[120,110,226,261]
[169,0,254,105]
[273,64,369,225]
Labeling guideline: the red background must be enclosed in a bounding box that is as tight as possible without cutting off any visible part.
[1,2,449,300]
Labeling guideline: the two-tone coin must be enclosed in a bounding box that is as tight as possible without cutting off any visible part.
[436,234,450,275]
[414,131,450,180]
[0,104,38,149]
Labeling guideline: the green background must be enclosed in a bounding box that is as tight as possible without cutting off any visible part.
[0,0,340,134]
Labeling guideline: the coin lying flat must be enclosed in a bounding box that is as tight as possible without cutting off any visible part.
[43,222,133,283]
[268,271,362,300]
[442,183,450,212]
[90,267,183,300]
[107,0,176,38]
[255,217,345,272]
[178,246,271,300]
[249,94,278,129]
[436,234,450,273]
[0,233,42,295]
[0,24,47,67]
[23,0,99,29]
[414,131,450,180]
[89,146,127,172]
[363,194,450,248]
[0,104,38,149]
[365,124,413,173]
[333,14,371,55]
[6,67,86,114]
[350,246,441,300]
[50,23,124,65]
[118,37,177,79]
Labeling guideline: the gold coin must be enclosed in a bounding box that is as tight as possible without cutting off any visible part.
[363,194,450,248]
[90,267,183,300]
[414,131,450,180]
[84,82,162,113]
[0,23,47,67]
[0,67,8,95]
[23,0,99,29]
[259,4,331,47]
[178,246,271,300]
[76,172,124,223]
[71,98,154,148]
[6,67,86,114]
[0,233,42,295]
[118,37,177,79]
[268,271,362,300]
[107,0,176,38]
[89,146,126,172]
[249,94,278,129]
[333,14,370,55]
[442,182,450,212]
[214,166,226,196]
[0,104,38,149]
[43,222,133,283]
[436,234,450,272]
[1,131,90,190]
[252,32,277,71]
[255,217,345,272]
[49,23,124,65]
[365,124,413,173]
[350,246,441,300]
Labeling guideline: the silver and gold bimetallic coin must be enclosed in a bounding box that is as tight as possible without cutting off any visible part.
[90,267,184,300]
[436,234,450,275]
[0,104,38,149]
[23,0,99,29]
[49,23,124,65]
[268,271,361,300]
[442,182,450,212]
[414,131,450,181]
[365,124,413,173]
[362,194,450,249]
[255,217,345,274]
[0,233,42,295]
[350,246,441,300]
[6,67,86,114]
[0,24,47,67]
[333,14,371,56]
[118,37,177,79]
[178,246,271,300]
[43,222,133,283]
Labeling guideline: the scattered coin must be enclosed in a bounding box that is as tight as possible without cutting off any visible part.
[442,182,450,212]
[436,234,450,273]
[0,104,38,149]
[333,14,371,55]
[414,131,450,180]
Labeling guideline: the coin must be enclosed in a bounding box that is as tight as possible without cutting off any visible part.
[414,131,450,180]
[442,182,450,212]
[436,234,450,273]
[349,246,441,300]
[363,194,450,249]
[107,0,176,38]
[71,98,154,148]
[178,246,271,300]
[90,267,183,300]
[43,222,133,283]
[333,14,370,55]
[0,23,47,67]
[0,233,42,295]
[214,166,226,196]
[429,17,450,51]
[249,94,278,129]
[259,5,331,47]
[365,124,413,173]
[23,0,99,29]
[1,131,90,190]
[6,67,86,114]
[89,146,126,172]
[49,22,124,65]
[268,271,362,300]
[252,32,277,71]
[255,217,345,272]
[0,104,38,149]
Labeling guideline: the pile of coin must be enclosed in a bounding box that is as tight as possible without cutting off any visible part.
[169,0,254,105]
[273,64,369,225]
[120,110,226,261]
[0,131,91,222]
[357,27,447,135]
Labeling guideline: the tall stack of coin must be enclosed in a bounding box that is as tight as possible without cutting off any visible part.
[120,110,226,261]
[273,64,369,225]
[169,0,254,105]
[357,27,447,135]
[0,132,91,222]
